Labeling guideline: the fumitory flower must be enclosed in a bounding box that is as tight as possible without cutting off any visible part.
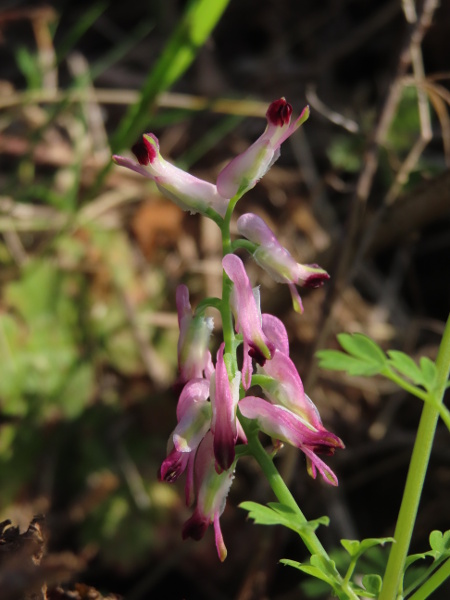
[222,253,275,388]
[112,133,229,217]
[248,346,344,484]
[238,396,343,485]
[159,377,211,505]
[182,431,235,562]
[217,98,310,198]
[237,212,329,313]
[176,284,214,387]
[210,343,245,472]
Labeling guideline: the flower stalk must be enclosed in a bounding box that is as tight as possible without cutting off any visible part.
[380,312,450,600]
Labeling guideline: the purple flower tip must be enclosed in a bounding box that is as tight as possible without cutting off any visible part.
[182,511,209,541]
[131,140,150,165]
[266,98,293,126]
[131,133,159,165]
[248,343,269,366]
[303,269,330,289]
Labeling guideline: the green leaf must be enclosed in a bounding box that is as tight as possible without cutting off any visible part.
[337,333,387,365]
[239,501,289,527]
[239,501,329,535]
[362,574,382,595]
[344,537,394,559]
[429,530,450,556]
[387,350,424,385]
[420,357,437,391]
[341,539,361,557]
[281,559,335,586]
[317,333,387,377]
[317,350,382,377]
[404,551,433,570]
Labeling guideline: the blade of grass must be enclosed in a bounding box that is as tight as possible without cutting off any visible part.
[110,0,231,154]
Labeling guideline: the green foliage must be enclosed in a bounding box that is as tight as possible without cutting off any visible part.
[317,333,388,376]
[401,530,450,598]
[317,333,443,395]
[240,501,396,599]
[340,537,395,560]
[0,258,94,419]
[240,501,329,536]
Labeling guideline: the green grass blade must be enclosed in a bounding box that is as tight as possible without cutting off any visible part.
[111,0,231,153]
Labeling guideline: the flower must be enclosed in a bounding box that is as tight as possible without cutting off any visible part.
[210,343,243,472]
[239,397,343,485]
[261,313,290,356]
[182,431,235,562]
[237,213,329,313]
[217,98,310,198]
[159,378,211,505]
[113,133,229,217]
[222,254,275,388]
[258,349,324,429]
[176,284,214,386]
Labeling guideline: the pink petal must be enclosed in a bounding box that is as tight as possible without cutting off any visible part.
[222,254,274,365]
[210,343,239,471]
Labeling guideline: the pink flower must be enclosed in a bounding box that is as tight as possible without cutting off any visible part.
[113,133,229,217]
[261,313,290,356]
[176,285,214,386]
[182,431,235,562]
[239,397,344,485]
[237,213,329,313]
[210,343,244,472]
[159,378,211,505]
[217,98,310,198]
[259,350,323,430]
[222,254,275,388]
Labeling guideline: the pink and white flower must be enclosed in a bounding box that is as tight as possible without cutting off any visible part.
[113,133,229,217]
[210,343,245,472]
[217,98,310,198]
[222,253,275,373]
[237,213,329,313]
[239,397,343,485]
[176,284,214,386]
[182,431,235,562]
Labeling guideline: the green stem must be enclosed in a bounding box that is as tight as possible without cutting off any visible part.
[244,426,360,600]
[244,424,327,558]
[381,369,428,402]
[380,313,450,600]
[408,558,450,600]
[381,368,450,429]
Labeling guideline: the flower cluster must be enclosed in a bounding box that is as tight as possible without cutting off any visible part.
[113,98,344,561]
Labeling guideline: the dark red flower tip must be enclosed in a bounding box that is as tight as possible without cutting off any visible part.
[182,512,209,541]
[214,438,235,473]
[303,269,330,289]
[266,98,293,127]
[159,450,186,483]
[248,345,267,366]
[131,140,150,165]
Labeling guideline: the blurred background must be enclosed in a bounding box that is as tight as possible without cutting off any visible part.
[0,0,449,598]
